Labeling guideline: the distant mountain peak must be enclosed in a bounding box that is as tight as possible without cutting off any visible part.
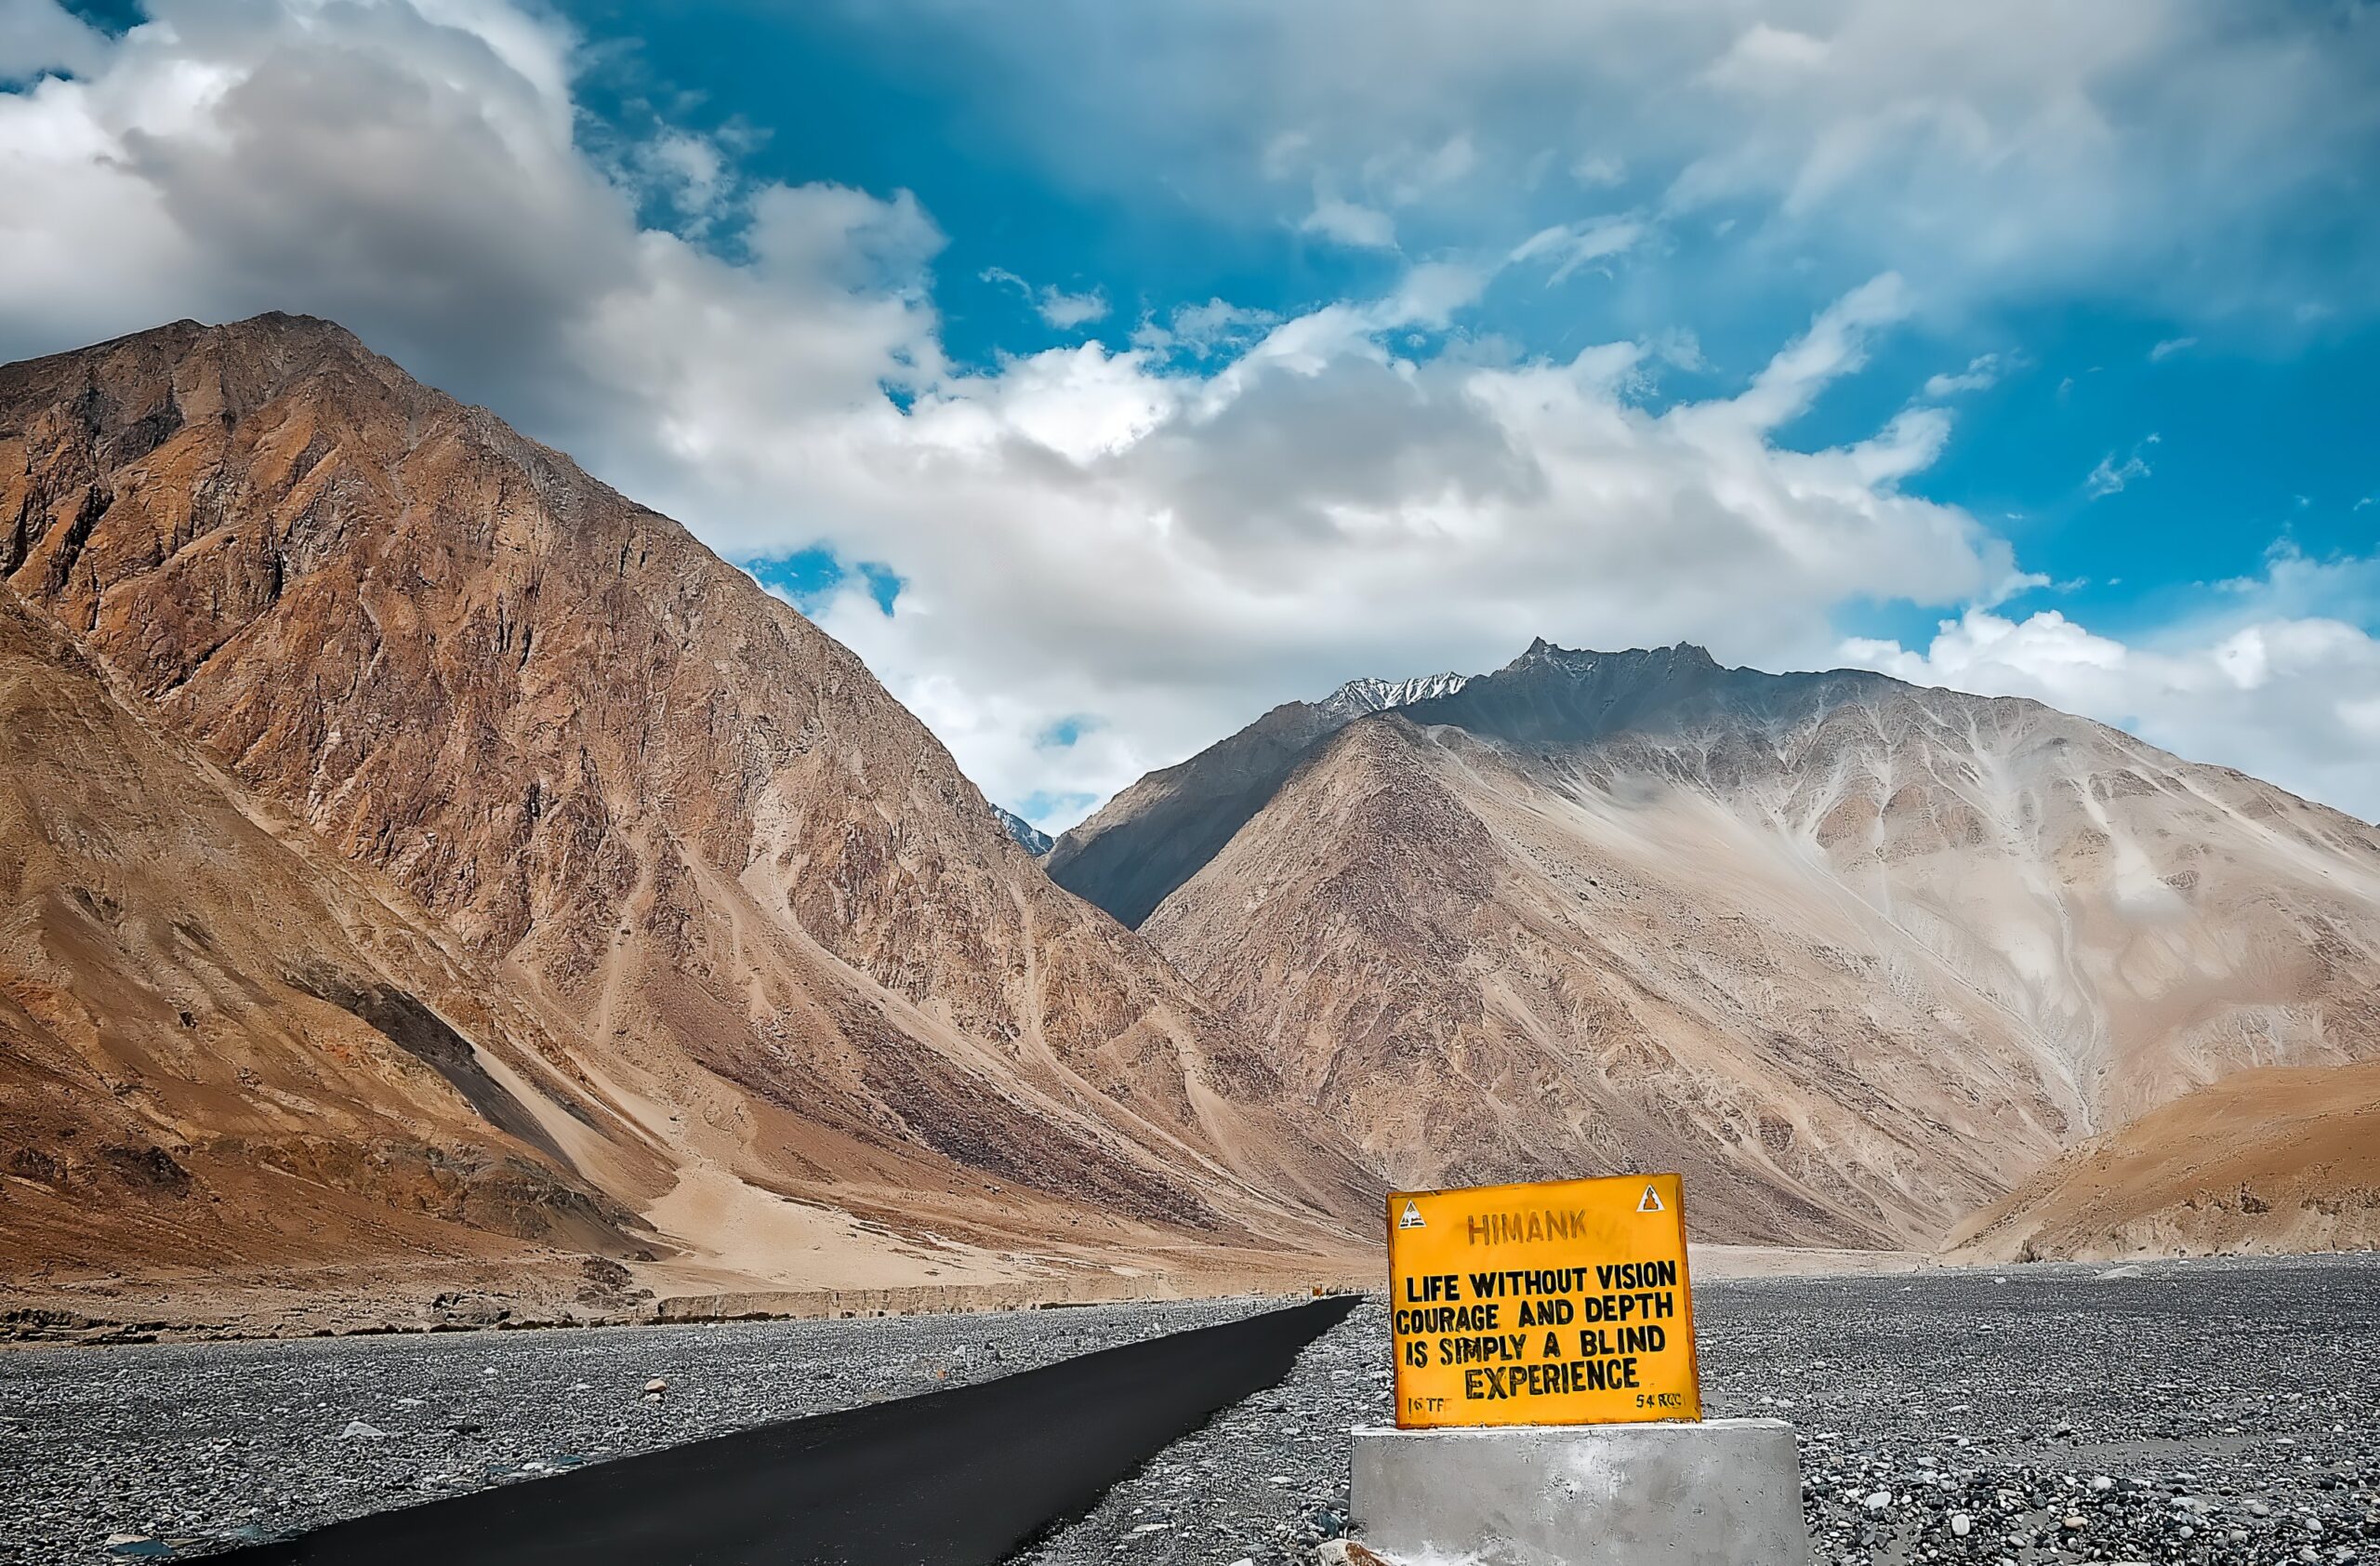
[1505,638,1719,673]
[1315,671,1471,722]
[993,803,1053,856]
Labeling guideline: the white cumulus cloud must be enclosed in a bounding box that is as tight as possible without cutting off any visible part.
[1,0,2370,834]
[1922,352,2004,398]
[875,0,2380,328]
[1841,549,2380,822]
[982,266,1110,329]
[1299,190,1398,249]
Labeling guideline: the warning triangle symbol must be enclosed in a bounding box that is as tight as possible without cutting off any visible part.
[1397,1201,1425,1229]
[1636,1184,1665,1214]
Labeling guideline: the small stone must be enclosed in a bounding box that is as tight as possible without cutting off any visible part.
[643,1377,668,1394]
[1950,1513,1973,1537]
[1316,1544,1393,1566]
[339,1420,387,1440]
[1865,1490,1893,1511]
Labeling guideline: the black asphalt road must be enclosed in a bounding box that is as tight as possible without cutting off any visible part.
[207,1295,1357,1566]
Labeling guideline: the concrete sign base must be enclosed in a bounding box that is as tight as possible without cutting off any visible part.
[1350,1418,1813,1566]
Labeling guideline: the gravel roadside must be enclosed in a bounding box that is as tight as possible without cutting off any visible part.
[9,1255,2377,1566]
[0,1294,1282,1563]
[1024,1254,2380,1566]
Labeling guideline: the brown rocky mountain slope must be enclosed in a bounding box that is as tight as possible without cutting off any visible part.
[1949,1060,2380,1261]
[0,587,658,1281]
[0,315,1373,1312]
[1123,641,2380,1248]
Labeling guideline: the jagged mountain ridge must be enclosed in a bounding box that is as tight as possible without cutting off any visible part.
[1393,638,2380,1130]
[1047,670,1469,927]
[0,314,1375,1304]
[1115,639,2380,1246]
[993,805,1053,857]
[1315,672,1470,723]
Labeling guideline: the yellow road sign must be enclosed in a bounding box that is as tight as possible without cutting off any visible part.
[1387,1173,1701,1428]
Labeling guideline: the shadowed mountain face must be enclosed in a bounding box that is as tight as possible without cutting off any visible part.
[0,315,1374,1298]
[1046,671,1467,927]
[1093,639,2380,1246]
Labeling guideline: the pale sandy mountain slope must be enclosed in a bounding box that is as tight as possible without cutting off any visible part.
[1949,1061,2380,1261]
[0,315,1374,1308]
[1133,641,2380,1247]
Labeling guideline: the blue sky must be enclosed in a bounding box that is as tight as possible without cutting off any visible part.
[582,0,2377,626]
[7,0,2377,825]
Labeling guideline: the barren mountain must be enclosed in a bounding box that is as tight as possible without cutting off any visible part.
[0,587,659,1281]
[0,315,1372,1317]
[1047,671,1467,927]
[1126,641,2380,1247]
[1950,1061,2380,1261]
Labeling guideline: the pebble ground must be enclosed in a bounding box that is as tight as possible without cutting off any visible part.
[0,1295,1276,1563]
[1025,1254,2380,1566]
[7,1256,2376,1566]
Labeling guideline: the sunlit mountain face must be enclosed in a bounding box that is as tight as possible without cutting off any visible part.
[4,0,2379,1315]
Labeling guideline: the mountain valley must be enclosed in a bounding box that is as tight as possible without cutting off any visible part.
[1087,641,2380,1250]
[0,315,1373,1329]
[2,314,2373,1332]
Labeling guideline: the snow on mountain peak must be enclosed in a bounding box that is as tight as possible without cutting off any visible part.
[1315,672,1471,722]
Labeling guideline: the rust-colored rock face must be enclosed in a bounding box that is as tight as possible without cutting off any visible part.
[0,315,1372,1306]
[0,588,657,1276]
[1122,642,2380,1248]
